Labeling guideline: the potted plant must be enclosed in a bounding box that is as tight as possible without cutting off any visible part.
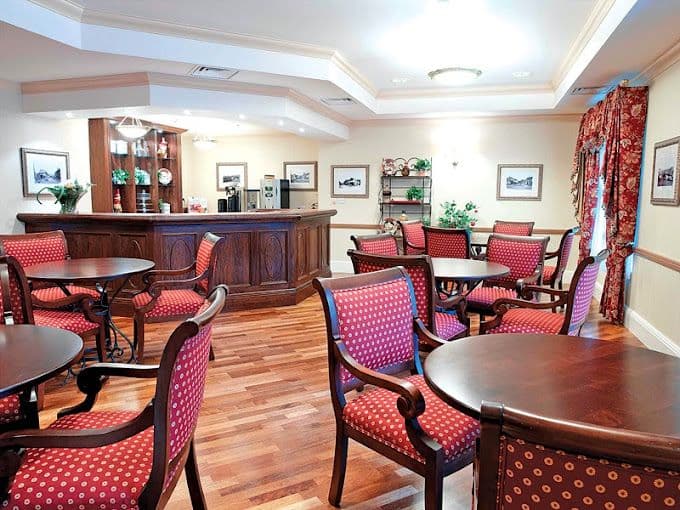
[406,186,424,203]
[413,158,432,175]
[437,201,478,230]
[36,180,92,214]
[112,168,129,185]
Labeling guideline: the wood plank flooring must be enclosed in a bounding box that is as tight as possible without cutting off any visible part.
[37,296,640,509]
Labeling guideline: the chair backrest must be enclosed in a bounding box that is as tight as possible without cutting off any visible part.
[552,226,579,275]
[313,267,420,394]
[350,233,399,256]
[562,249,608,335]
[348,249,436,332]
[485,234,548,289]
[143,284,227,506]
[0,230,69,269]
[423,226,470,259]
[477,401,680,510]
[0,255,34,325]
[397,220,425,254]
[194,232,225,293]
[492,220,534,236]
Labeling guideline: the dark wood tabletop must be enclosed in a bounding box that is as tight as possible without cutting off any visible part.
[431,258,509,281]
[23,257,155,283]
[0,325,83,398]
[424,334,680,435]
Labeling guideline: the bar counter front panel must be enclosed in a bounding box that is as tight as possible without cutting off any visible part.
[17,210,336,313]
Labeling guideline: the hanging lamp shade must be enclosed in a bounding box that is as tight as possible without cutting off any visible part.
[115,116,150,139]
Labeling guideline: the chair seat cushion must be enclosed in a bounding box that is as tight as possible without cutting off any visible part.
[343,374,479,464]
[132,289,205,319]
[0,395,23,426]
[3,411,153,510]
[32,285,99,303]
[34,309,99,335]
[486,308,564,335]
[466,287,516,308]
[543,265,556,283]
[434,311,467,340]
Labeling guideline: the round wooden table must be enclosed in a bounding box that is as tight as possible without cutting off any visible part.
[424,334,680,435]
[431,258,509,282]
[0,325,83,398]
[24,257,155,362]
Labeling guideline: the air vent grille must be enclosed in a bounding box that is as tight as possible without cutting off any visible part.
[320,97,355,106]
[189,65,239,80]
[570,86,605,96]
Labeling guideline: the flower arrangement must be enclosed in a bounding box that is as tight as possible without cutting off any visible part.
[437,201,478,230]
[37,180,92,214]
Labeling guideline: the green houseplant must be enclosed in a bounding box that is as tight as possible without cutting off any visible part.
[437,201,478,230]
[112,168,129,185]
[413,158,432,175]
[405,186,424,202]
[36,180,92,214]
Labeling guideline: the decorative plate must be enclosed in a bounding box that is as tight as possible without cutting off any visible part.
[158,168,173,186]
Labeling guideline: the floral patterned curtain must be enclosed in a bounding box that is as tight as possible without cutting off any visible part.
[570,85,648,324]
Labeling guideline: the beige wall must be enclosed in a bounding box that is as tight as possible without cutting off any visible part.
[317,118,581,268]
[0,79,91,234]
[181,133,320,211]
[626,58,680,352]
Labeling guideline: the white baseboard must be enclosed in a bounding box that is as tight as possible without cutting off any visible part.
[331,259,354,274]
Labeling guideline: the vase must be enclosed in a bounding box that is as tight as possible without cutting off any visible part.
[58,193,85,214]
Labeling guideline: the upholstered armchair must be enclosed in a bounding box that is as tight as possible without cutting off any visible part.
[350,232,399,255]
[0,285,227,510]
[423,226,471,259]
[466,234,548,319]
[348,250,470,345]
[314,268,479,510]
[471,220,535,259]
[0,230,99,303]
[476,399,680,510]
[397,219,426,254]
[132,232,224,361]
[544,226,579,290]
[480,250,608,336]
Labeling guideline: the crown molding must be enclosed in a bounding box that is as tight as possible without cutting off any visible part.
[634,38,680,84]
[552,0,617,89]
[26,0,83,21]
[21,72,150,94]
[350,113,582,127]
[377,83,554,100]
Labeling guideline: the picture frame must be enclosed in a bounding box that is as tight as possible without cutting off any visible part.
[284,161,318,191]
[216,162,248,191]
[245,189,260,210]
[20,148,70,197]
[497,164,543,201]
[650,136,680,206]
[331,164,369,198]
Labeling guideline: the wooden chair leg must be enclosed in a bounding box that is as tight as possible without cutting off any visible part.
[95,326,106,362]
[209,344,215,361]
[328,427,349,507]
[133,313,145,362]
[185,439,207,510]
[424,462,444,510]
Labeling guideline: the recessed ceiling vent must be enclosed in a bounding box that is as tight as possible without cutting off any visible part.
[320,97,355,106]
[189,65,239,80]
[570,86,606,96]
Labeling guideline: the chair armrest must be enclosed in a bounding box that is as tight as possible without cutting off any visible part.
[32,293,103,325]
[520,285,568,298]
[142,264,196,285]
[145,271,207,296]
[515,269,542,297]
[415,318,447,349]
[544,249,559,260]
[333,340,425,419]
[491,296,567,314]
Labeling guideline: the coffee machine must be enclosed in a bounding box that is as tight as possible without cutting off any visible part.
[226,186,241,212]
[260,175,290,209]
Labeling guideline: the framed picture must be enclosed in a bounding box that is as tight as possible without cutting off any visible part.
[20,148,70,197]
[245,189,260,210]
[650,136,680,206]
[331,165,369,198]
[284,161,318,191]
[216,162,247,191]
[497,164,543,201]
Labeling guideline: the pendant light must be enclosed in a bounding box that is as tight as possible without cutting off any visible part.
[115,116,150,139]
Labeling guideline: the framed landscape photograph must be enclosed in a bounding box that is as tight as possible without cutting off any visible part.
[216,162,248,191]
[331,165,369,198]
[497,164,543,201]
[651,136,680,206]
[20,148,70,197]
[284,161,317,191]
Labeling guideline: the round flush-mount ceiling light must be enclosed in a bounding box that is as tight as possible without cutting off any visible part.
[428,67,482,86]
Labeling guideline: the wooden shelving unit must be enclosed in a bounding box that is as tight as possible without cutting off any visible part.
[89,118,186,213]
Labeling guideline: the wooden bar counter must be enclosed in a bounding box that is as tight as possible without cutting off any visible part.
[17,209,336,313]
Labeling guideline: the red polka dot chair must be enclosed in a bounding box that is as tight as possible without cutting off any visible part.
[397,219,426,254]
[543,226,579,291]
[466,234,549,319]
[480,250,608,336]
[423,226,471,259]
[0,285,227,510]
[132,232,224,361]
[475,400,680,510]
[348,250,470,346]
[0,230,98,304]
[350,232,399,256]
[492,220,535,236]
[314,268,479,510]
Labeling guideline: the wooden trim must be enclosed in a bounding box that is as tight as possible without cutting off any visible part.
[21,73,151,94]
[331,224,576,235]
[634,247,680,273]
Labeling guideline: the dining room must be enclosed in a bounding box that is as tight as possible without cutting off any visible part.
[1,1,680,509]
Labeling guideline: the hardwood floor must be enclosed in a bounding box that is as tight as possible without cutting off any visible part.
[36,296,640,509]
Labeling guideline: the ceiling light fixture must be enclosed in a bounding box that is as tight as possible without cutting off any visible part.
[428,67,482,86]
[512,71,532,78]
[183,109,192,115]
[192,135,217,150]
[391,77,409,85]
[238,113,246,120]
[298,127,305,133]
[65,111,74,118]
[277,120,285,126]
[115,116,150,139]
